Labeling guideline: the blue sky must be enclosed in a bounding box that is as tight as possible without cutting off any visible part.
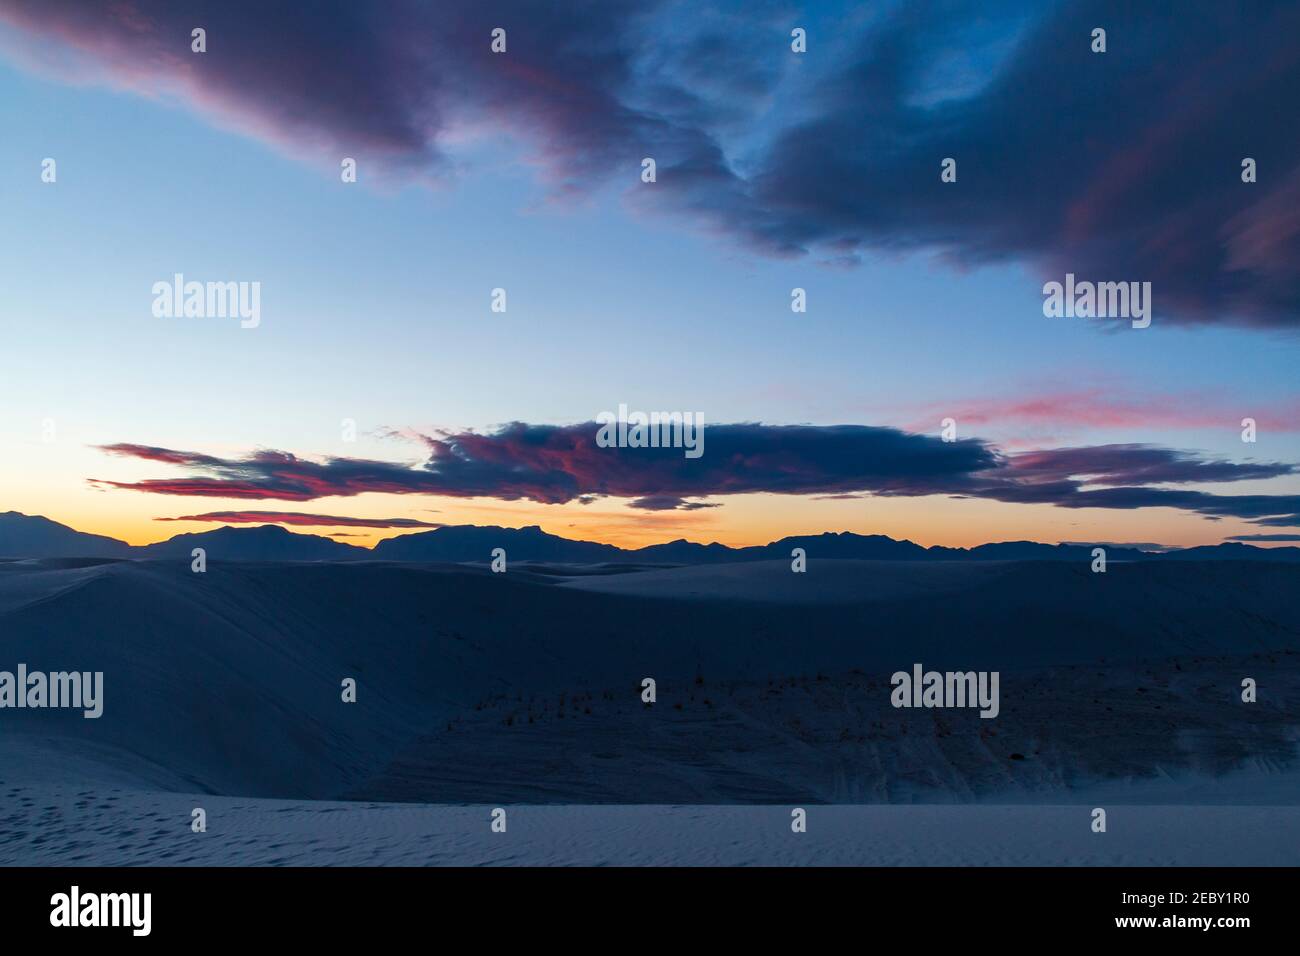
[1,1,1297,548]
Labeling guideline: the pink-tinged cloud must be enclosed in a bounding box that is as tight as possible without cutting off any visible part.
[154,511,442,529]
[97,443,229,467]
[89,423,1300,527]
[91,424,998,510]
[909,390,1300,435]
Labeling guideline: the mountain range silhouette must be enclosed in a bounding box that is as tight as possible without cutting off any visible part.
[3,511,1298,563]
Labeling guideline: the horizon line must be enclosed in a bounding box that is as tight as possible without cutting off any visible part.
[6,510,1298,555]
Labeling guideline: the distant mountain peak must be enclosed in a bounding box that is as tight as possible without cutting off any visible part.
[0,511,131,559]
[136,523,367,561]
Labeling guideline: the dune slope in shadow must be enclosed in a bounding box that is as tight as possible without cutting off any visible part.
[0,558,1296,803]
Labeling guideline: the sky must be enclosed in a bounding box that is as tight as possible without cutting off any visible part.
[0,0,1297,550]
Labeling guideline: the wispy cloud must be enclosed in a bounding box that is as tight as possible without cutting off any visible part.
[911,389,1300,435]
[154,511,443,529]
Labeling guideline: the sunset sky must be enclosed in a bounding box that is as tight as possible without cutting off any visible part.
[1,1,1297,550]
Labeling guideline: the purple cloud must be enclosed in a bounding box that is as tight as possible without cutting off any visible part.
[2,1,1297,325]
[93,423,1000,507]
[92,422,1300,527]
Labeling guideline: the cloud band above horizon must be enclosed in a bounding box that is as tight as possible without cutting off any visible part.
[91,421,1300,529]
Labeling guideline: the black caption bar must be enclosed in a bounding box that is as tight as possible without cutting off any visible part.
[0,866,1284,943]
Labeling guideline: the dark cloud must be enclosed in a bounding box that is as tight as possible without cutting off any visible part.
[652,0,1300,327]
[902,443,1300,525]
[1002,445,1294,486]
[93,423,999,509]
[985,485,1300,526]
[93,422,1300,525]
[154,511,443,529]
[628,495,723,511]
[1247,515,1300,528]
[1228,533,1300,542]
[3,1,1296,325]
[0,0,670,189]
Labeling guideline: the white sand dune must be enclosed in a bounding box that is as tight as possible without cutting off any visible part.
[558,558,1007,603]
[2,773,1297,866]
[1,557,1297,864]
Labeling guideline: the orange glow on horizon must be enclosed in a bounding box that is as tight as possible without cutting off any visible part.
[39,490,1280,553]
